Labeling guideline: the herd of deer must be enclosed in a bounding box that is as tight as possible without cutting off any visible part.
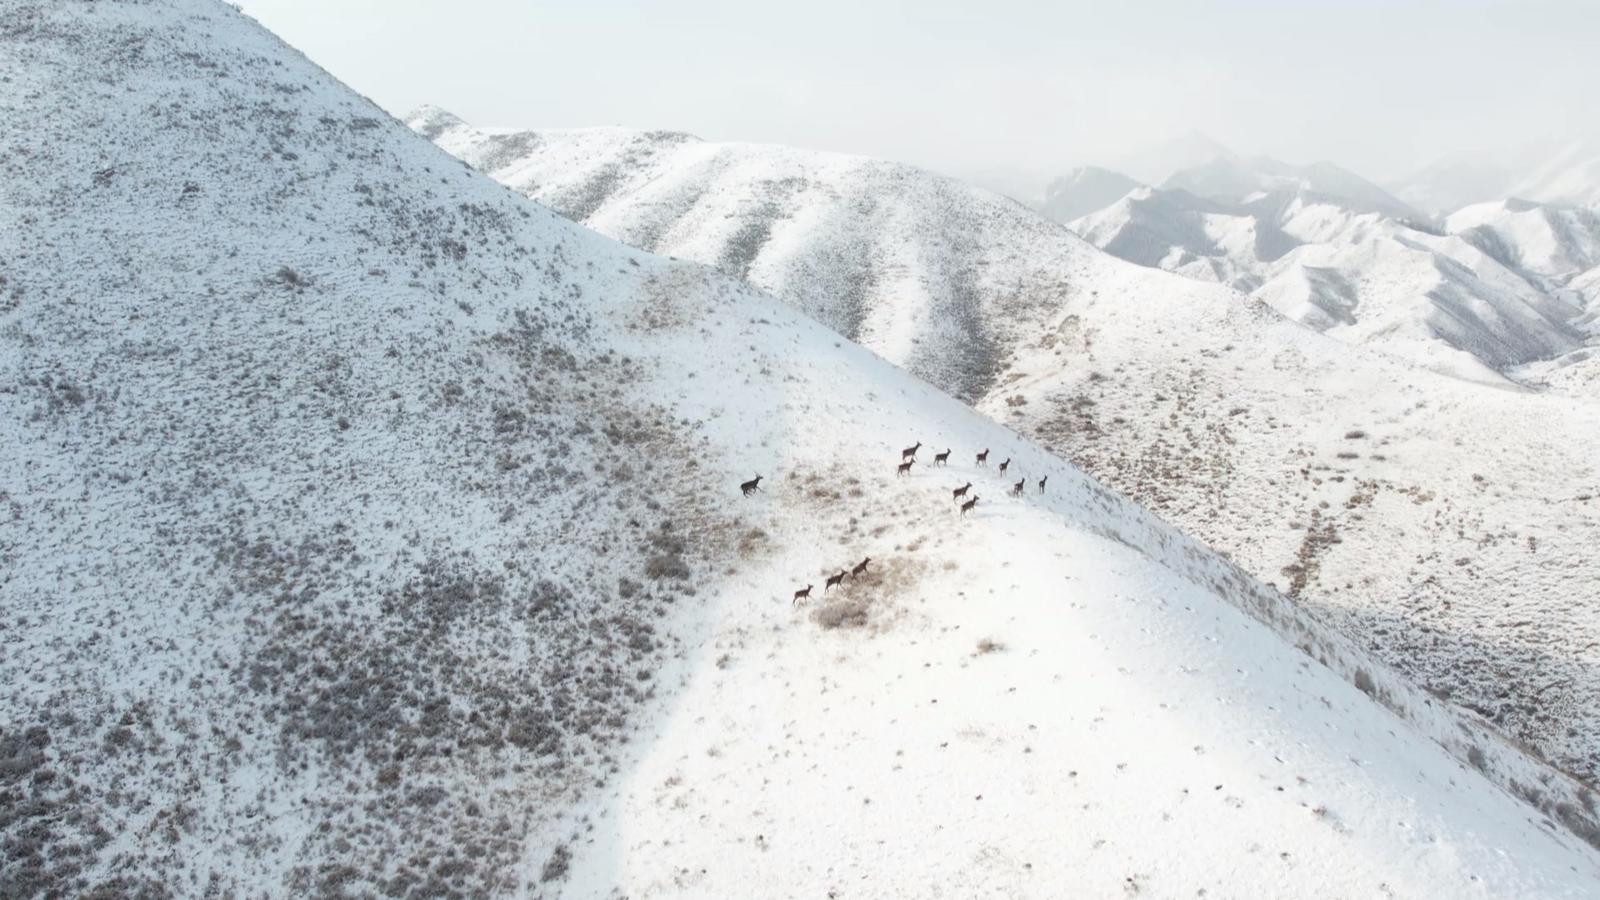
[741,440,1050,606]
[790,555,871,606]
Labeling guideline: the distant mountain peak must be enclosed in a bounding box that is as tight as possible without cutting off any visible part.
[403,104,467,140]
[1039,166,1144,223]
[1160,155,1427,223]
[1112,131,1239,184]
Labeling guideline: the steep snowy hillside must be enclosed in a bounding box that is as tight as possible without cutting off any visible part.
[417,111,1600,796]
[1038,165,1144,224]
[8,2,1600,897]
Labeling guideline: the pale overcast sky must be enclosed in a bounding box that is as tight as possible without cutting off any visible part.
[239,0,1599,186]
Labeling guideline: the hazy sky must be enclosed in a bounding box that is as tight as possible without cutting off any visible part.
[239,0,1599,187]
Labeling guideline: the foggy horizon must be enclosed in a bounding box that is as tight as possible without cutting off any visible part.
[239,0,1599,190]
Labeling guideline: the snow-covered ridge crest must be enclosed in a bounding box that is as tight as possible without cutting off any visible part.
[4,2,1600,895]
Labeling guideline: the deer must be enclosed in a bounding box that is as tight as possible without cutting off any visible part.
[975,448,989,466]
[1038,475,1048,494]
[959,495,979,518]
[792,584,813,605]
[933,448,951,466]
[825,570,847,592]
[851,557,871,578]
[952,482,972,501]
[896,459,915,477]
[998,458,1011,475]
[901,441,922,461]
[740,475,763,496]
[1011,478,1025,497]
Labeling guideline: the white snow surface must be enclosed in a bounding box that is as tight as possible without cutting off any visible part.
[415,110,1600,795]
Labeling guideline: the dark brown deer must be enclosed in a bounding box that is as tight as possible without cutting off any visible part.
[792,584,813,605]
[1011,478,1024,497]
[901,441,922,461]
[952,482,972,500]
[1038,475,1048,494]
[933,448,951,466]
[851,557,871,578]
[825,570,847,592]
[896,459,915,477]
[998,458,1011,475]
[975,448,989,466]
[740,475,763,496]
[959,495,979,517]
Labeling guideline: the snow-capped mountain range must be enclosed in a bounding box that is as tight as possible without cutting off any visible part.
[1057,155,1600,385]
[5,2,1599,896]
[413,110,1600,798]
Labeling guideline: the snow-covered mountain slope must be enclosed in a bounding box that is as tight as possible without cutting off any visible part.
[416,111,1600,795]
[1072,183,1588,382]
[1038,165,1144,224]
[409,106,1152,404]
[1449,198,1600,291]
[1072,155,1599,378]
[1070,186,1271,289]
[1072,159,1578,382]
[13,2,1600,896]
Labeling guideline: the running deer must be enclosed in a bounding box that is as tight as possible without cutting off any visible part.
[933,448,951,466]
[1011,478,1024,497]
[998,458,1011,475]
[959,495,979,517]
[896,459,915,477]
[740,475,763,496]
[952,482,972,501]
[851,557,871,578]
[825,570,847,592]
[1038,475,1048,494]
[792,584,813,605]
[975,448,989,466]
[901,441,922,461]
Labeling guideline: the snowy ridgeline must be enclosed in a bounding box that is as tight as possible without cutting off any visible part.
[1066,176,1599,387]
[3,1,1600,896]
[417,111,1600,795]
[1044,147,1600,390]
